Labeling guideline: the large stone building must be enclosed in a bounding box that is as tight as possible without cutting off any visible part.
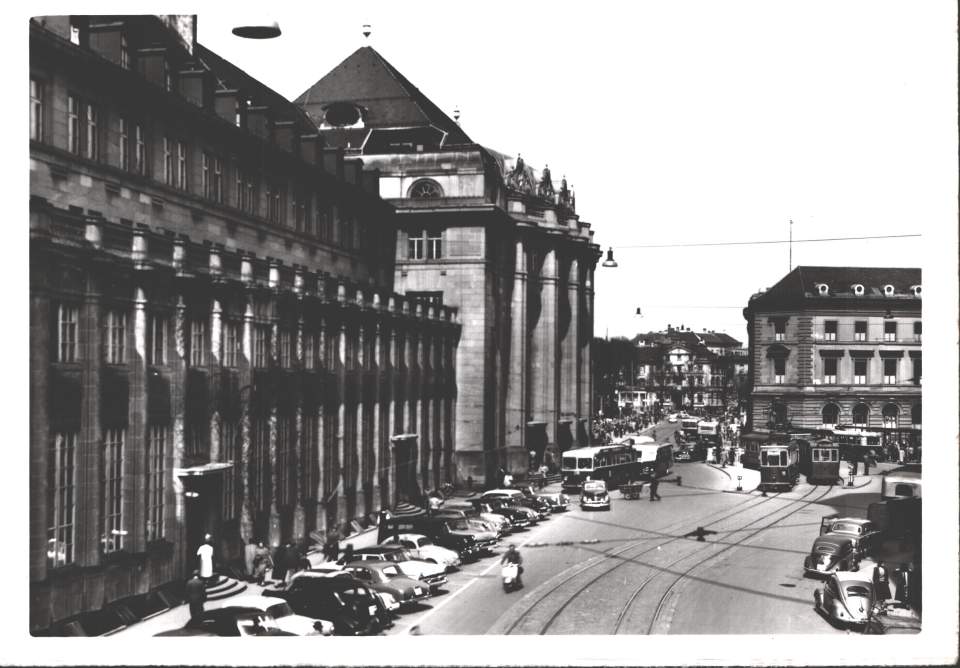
[295,47,601,482]
[29,15,460,633]
[743,266,921,444]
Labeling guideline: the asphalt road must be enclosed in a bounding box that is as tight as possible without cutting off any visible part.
[387,425,891,635]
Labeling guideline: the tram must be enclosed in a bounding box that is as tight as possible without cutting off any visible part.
[560,444,639,492]
[758,441,800,492]
[831,427,882,462]
[798,438,841,485]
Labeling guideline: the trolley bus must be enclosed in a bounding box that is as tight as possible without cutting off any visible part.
[758,441,800,492]
[680,417,701,441]
[798,438,841,485]
[561,445,639,492]
[697,420,722,446]
[831,427,882,462]
[633,443,674,479]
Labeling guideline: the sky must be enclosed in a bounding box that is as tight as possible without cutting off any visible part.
[194,0,956,346]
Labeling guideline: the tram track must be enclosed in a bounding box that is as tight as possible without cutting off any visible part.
[637,484,837,635]
[502,488,782,635]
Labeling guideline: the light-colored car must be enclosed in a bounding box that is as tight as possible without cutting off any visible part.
[341,561,432,608]
[344,546,448,591]
[212,594,334,636]
[580,480,611,510]
[667,414,679,423]
[813,570,875,629]
[381,533,461,571]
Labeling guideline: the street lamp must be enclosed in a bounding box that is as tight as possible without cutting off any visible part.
[601,247,618,268]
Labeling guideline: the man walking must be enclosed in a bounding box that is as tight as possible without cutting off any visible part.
[648,476,661,501]
[196,534,214,582]
[185,570,207,619]
[872,560,891,601]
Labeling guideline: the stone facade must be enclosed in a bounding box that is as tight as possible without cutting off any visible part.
[296,48,601,485]
[29,16,459,633]
[743,266,921,443]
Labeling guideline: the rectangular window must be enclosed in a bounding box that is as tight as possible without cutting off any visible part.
[202,152,210,199]
[185,421,204,458]
[407,291,443,306]
[147,314,167,366]
[67,95,80,154]
[427,231,442,259]
[773,358,785,384]
[823,357,837,384]
[163,137,173,185]
[47,432,77,568]
[164,59,172,92]
[884,358,897,384]
[30,78,43,141]
[303,333,316,370]
[119,117,129,170]
[253,325,270,368]
[884,320,897,342]
[120,35,130,69]
[913,321,921,343]
[57,304,79,363]
[176,141,187,190]
[277,329,291,368]
[84,103,99,160]
[223,321,240,368]
[104,310,127,364]
[913,357,921,385]
[134,124,146,175]
[101,428,124,553]
[408,231,424,260]
[824,320,837,341]
[854,358,867,385]
[213,157,223,203]
[774,320,785,342]
[854,320,867,341]
[190,319,206,367]
[146,425,166,541]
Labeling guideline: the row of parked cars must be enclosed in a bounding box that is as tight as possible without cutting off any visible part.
[804,513,920,634]
[158,484,569,636]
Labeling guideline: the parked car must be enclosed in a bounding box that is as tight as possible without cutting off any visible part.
[154,606,297,637]
[863,601,922,634]
[341,561,432,609]
[380,533,461,571]
[819,516,882,555]
[341,546,448,592]
[443,517,499,554]
[212,595,334,636]
[442,501,513,535]
[580,480,611,510]
[379,515,483,561]
[803,534,858,575]
[263,572,388,635]
[510,484,568,513]
[474,500,531,530]
[674,447,692,462]
[433,507,508,538]
[813,570,875,629]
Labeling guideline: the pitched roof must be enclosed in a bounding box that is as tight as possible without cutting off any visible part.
[294,47,471,146]
[750,266,921,308]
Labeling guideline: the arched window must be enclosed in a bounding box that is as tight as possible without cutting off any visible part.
[408,179,443,199]
[911,403,921,428]
[852,403,869,428]
[821,404,840,427]
[882,404,899,429]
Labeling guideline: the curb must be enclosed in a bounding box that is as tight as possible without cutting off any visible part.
[705,463,732,480]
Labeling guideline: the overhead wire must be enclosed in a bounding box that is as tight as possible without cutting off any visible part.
[614,233,920,250]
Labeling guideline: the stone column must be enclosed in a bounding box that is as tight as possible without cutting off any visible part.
[560,259,580,453]
[335,313,348,525]
[268,318,280,548]
[357,320,368,516]
[371,319,382,510]
[504,239,527,478]
[239,301,254,542]
[127,286,148,552]
[75,271,102,566]
[386,304,397,506]
[292,314,305,540]
[533,247,559,455]
[315,315,327,532]
[579,267,594,435]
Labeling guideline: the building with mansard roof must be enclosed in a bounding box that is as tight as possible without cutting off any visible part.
[742,266,921,443]
[296,47,601,483]
[29,15,459,634]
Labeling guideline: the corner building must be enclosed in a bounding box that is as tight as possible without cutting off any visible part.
[743,266,921,445]
[29,15,459,632]
[296,47,601,484]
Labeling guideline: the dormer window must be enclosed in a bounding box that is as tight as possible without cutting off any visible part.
[852,284,864,296]
[911,285,921,297]
[816,283,829,296]
[883,284,895,296]
[408,179,443,199]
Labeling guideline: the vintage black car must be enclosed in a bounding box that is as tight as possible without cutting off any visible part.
[263,572,388,635]
[341,561,432,608]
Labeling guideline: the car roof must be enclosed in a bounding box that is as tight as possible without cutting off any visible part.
[828,516,869,525]
[815,534,852,547]
[833,571,873,585]
[482,489,521,495]
[215,595,287,611]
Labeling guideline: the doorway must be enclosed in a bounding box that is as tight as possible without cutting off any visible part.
[181,472,223,574]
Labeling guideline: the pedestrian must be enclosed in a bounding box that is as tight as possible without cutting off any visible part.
[652,429,657,441]
[896,562,912,605]
[648,476,661,501]
[428,492,442,516]
[185,570,207,619]
[897,446,904,464]
[498,467,507,488]
[342,542,355,565]
[252,541,272,586]
[863,453,872,476]
[196,534,214,581]
[872,560,891,601]
[324,530,340,563]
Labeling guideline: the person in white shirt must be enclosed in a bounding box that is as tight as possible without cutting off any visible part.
[197,534,214,580]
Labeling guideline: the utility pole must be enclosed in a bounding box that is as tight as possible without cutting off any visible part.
[789,219,793,271]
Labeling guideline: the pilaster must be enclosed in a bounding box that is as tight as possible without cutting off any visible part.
[505,239,528,471]
[75,272,102,566]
